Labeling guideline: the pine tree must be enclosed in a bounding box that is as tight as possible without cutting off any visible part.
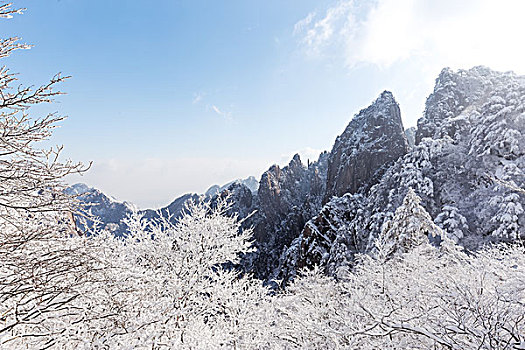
[378,188,441,258]
[396,140,435,198]
[435,205,468,243]
[490,192,523,240]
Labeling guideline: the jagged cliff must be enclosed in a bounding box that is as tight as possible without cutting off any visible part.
[278,91,409,278]
[252,153,328,276]
[324,91,408,202]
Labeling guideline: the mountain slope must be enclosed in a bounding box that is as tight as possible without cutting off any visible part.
[68,184,199,236]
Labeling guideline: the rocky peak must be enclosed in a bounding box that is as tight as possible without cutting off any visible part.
[246,152,328,278]
[257,154,307,232]
[66,184,137,236]
[289,153,302,167]
[324,91,408,202]
[278,67,525,283]
[415,66,509,144]
[205,175,260,197]
[212,182,255,220]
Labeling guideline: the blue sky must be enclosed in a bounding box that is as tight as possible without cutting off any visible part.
[3,0,525,208]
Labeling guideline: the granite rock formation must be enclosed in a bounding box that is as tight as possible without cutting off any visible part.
[324,91,408,202]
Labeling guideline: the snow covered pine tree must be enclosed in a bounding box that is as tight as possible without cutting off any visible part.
[377,188,443,258]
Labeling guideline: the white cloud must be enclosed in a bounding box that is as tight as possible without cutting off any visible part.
[211,105,222,114]
[293,11,316,36]
[295,0,525,73]
[193,94,233,121]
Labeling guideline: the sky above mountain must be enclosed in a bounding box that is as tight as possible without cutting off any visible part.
[3,0,524,208]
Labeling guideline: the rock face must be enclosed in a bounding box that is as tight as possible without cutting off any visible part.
[66,184,137,236]
[246,153,328,278]
[278,91,409,279]
[415,66,495,144]
[202,152,329,278]
[212,181,256,221]
[143,193,200,221]
[249,91,408,279]
[324,91,408,202]
[205,176,259,197]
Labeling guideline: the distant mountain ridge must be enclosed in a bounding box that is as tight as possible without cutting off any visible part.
[67,176,259,236]
[205,176,259,197]
[71,66,525,282]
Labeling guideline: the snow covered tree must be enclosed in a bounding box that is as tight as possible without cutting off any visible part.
[416,67,487,144]
[378,188,441,258]
[490,192,524,240]
[0,5,270,348]
[0,3,91,345]
[470,85,525,160]
[272,242,525,349]
[4,197,272,349]
[435,205,468,243]
[394,139,436,198]
[95,198,272,349]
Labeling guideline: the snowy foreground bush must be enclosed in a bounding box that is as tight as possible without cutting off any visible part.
[276,242,525,349]
[272,190,525,350]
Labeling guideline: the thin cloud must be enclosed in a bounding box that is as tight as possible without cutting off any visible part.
[293,11,316,36]
[67,156,270,209]
[211,105,232,120]
[194,93,233,121]
[192,92,204,104]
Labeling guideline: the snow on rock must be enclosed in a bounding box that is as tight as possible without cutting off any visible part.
[246,152,329,278]
[205,176,259,197]
[67,184,198,237]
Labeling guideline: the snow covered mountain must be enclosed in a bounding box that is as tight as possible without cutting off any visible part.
[67,178,255,237]
[67,183,200,236]
[71,66,525,282]
[324,91,408,202]
[242,152,329,278]
[278,66,525,280]
[66,183,137,235]
[205,176,259,197]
